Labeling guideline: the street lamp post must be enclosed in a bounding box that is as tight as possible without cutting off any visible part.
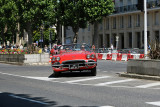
[62,25,64,45]
[40,25,44,49]
[144,0,148,59]
[49,26,52,50]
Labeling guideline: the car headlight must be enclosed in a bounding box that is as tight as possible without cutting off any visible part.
[52,57,56,61]
[91,54,95,58]
[56,57,60,61]
[87,54,90,59]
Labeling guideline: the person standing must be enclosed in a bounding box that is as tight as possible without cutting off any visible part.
[111,44,114,50]
[44,45,48,53]
[92,45,95,52]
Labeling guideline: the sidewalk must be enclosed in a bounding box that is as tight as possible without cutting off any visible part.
[119,72,160,81]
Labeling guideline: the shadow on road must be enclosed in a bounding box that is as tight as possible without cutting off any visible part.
[0,92,101,107]
[0,92,59,107]
[48,71,94,78]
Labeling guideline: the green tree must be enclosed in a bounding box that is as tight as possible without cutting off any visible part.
[0,0,57,46]
[57,0,114,43]
[33,28,56,46]
[0,0,18,45]
[19,0,57,45]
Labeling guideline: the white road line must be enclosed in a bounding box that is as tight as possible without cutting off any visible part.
[146,101,160,106]
[65,76,110,83]
[103,71,108,73]
[99,106,114,107]
[95,79,135,86]
[0,72,27,78]
[10,95,48,105]
[136,82,160,88]
[0,72,58,81]
[25,77,58,81]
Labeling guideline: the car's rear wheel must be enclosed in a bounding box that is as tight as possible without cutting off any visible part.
[91,67,97,76]
[53,70,60,77]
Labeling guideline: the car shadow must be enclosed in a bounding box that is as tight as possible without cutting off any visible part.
[48,71,93,78]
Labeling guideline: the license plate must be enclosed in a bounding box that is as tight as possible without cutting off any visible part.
[69,64,79,69]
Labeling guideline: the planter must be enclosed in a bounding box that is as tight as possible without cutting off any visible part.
[0,53,50,65]
[127,59,160,76]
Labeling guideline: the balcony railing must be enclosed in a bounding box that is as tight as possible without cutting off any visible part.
[113,1,160,14]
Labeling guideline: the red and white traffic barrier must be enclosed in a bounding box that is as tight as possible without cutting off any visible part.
[102,53,108,60]
[106,53,112,60]
[112,53,117,61]
[97,53,144,61]
[131,54,140,59]
[121,54,128,61]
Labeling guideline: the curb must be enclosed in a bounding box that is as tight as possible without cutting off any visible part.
[24,62,51,66]
[119,72,160,81]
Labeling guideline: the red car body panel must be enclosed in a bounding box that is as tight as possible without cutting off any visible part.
[51,50,97,72]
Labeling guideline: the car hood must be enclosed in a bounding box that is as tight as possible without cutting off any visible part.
[59,51,91,62]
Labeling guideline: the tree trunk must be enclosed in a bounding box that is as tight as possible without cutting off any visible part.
[56,22,62,44]
[26,22,33,45]
[72,26,79,43]
[11,30,15,45]
[1,30,5,46]
[93,21,99,48]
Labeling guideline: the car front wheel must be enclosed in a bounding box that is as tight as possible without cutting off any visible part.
[91,67,97,76]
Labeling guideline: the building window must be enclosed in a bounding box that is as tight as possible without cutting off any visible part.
[136,14,140,27]
[155,31,159,42]
[147,13,149,26]
[120,16,124,28]
[99,23,103,30]
[88,23,90,31]
[128,15,132,28]
[82,36,85,42]
[155,11,159,25]
[129,33,132,48]
[82,28,85,32]
[113,17,116,29]
[106,18,109,30]
[120,0,123,7]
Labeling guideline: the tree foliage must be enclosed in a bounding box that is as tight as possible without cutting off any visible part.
[0,0,57,46]
[0,0,18,44]
[0,0,114,46]
[33,28,56,45]
[57,0,114,43]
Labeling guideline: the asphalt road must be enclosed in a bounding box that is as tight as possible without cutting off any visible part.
[0,60,160,107]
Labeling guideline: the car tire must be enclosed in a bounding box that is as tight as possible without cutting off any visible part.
[91,67,97,76]
[53,70,60,77]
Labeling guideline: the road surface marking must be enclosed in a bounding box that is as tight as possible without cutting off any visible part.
[10,94,48,105]
[25,76,58,81]
[65,76,110,83]
[0,72,27,78]
[0,72,58,81]
[95,79,135,86]
[146,101,160,106]
[136,82,160,88]
[99,106,114,107]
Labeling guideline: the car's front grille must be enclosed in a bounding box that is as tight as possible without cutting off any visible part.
[62,60,85,64]
[62,60,86,68]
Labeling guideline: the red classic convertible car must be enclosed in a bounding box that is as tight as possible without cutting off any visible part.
[51,44,97,77]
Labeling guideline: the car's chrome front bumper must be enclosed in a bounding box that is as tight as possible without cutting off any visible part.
[52,60,97,71]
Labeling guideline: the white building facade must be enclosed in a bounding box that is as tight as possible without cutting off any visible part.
[65,0,160,49]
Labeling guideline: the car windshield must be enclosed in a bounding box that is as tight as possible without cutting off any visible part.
[60,44,91,51]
